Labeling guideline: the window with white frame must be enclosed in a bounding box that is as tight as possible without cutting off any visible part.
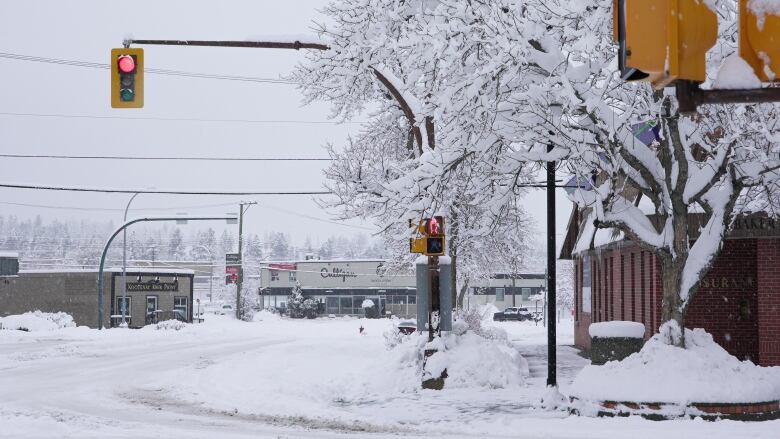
[270,270,279,281]
[174,296,188,319]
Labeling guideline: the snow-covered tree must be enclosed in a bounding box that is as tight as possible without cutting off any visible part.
[287,282,318,319]
[296,0,538,306]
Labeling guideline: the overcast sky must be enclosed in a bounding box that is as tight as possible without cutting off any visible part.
[0,0,570,249]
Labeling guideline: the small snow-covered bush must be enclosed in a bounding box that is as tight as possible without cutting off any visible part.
[0,311,76,332]
[154,319,187,331]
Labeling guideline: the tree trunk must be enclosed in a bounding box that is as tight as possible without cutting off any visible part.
[457,278,469,309]
[660,257,686,347]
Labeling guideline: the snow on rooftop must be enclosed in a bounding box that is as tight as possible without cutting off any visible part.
[19,267,195,275]
[0,251,19,258]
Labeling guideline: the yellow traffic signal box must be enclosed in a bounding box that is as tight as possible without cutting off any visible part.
[409,216,446,256]
[111,48,144,108]
[740,0,780,82]
[615,0,717,88]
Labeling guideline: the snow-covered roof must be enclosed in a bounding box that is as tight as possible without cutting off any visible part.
[0,251,19,258]
[19,267,195,275]
[261,259,385,265]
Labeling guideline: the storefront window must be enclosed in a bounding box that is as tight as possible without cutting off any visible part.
[521,288,531,300]
[116,297,131,316]
[496,288,505,301]
[326,297,339,314]
[340,296,353,314]
[174,296,188,319]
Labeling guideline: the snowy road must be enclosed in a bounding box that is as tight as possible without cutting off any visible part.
[2,315,779,438]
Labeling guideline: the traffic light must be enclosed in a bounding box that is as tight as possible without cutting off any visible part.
[409,216,446,256]
[740,1,780,82]
[614,0,717,88]
[111,48,144,108]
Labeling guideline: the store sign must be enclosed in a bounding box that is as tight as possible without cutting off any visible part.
[320,267,358,282]
[226,253,242,266]
[127,281,178,292]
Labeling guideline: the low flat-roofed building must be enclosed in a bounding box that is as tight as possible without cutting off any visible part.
[0,259,194,328]
[467,273,546,311]
[259,259,416,317]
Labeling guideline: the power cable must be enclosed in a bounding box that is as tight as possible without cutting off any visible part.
[0,153,331,161]
[0,111,362,125]
[0,51,295,84]
[0,200,237,212]
[0,182,331,195]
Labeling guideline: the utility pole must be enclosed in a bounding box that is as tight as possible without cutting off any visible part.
[546,144,557,388]
[235,201,257,320]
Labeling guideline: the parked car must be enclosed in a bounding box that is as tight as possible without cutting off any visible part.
[493,307,533,322]
[398,320,417,335]
[219,304,233,315]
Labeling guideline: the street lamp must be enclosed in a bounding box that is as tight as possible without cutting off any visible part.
[120,192,140,328]
[194,244,215,303]
[97,215,237,329]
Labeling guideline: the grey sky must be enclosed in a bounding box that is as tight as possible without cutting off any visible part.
[0,0,570,249]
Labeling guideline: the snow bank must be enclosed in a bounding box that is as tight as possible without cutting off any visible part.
[361,299,375,308]
[713,54,762,90]
[589,321,645,339]
[0,311,75,332]
[152,320,187,331]
[422,331,528,389]
[571,327,780,404]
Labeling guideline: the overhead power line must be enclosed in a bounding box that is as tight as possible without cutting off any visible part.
[0,182,331,196]
[0,153,332,161]
[0,200,237,212]
[0,51,295,84]
[0,111,363,125]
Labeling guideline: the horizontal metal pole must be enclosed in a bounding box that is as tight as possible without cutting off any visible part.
[697,87,780,106]
[126,39,329,51]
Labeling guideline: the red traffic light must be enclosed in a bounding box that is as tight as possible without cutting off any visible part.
[117,55,136,73]
[424,216,444,236]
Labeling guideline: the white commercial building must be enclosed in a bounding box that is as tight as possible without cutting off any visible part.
[259,260,416,317]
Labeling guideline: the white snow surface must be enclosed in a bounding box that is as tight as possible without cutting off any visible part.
[589,321,646,339]
[571,327,780,404]
[361,299,375,308]
[0,311,76,331]
[713,54,762,90]
[2,314,780,438]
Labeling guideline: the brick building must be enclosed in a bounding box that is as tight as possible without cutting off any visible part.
[563,210,780,366]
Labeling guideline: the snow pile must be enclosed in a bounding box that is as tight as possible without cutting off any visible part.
[152,320,187,331]
[361,299,375,308]
[422,330,528,389]
[472,302,500,325]
[589,321,645,339]
[571,325,780,404]
[252,310,281,322]
[713,54,762,90]
[0,311,76,332]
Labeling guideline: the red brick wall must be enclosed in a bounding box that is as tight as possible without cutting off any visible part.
[757,240,780,366]
[573,239,771,364]
[686,239,758,362]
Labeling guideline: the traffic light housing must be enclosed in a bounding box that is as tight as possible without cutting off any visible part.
[409,216,446,256]
[614,0,717,88]
[111,48,144,108]
[740,1,780,82]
